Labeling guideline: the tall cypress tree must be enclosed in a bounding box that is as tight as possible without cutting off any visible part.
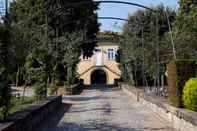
[44,0,99,57]
[0,0,11,120]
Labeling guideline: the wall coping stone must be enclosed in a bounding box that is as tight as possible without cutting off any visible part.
[0,96,62,131]
[122,84,197,127]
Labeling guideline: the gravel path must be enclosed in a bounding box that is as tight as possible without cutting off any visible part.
[38,88,175,131]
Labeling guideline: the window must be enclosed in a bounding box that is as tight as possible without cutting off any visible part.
[108,49,115,60]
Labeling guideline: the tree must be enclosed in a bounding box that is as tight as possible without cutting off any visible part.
[0,0,12,119]
[44,0,99,57]
[9,0,99,87]
[119,5,176,86]
[62,32,83,85]
[179,0,197,14]
[0,0,99,119]
[9,0,47,87]
[170,0,197,59]
[51,32,83,86]
[25,49,53,101]
[0,24,11,120]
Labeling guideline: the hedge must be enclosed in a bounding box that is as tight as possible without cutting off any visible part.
[183,78,197,111]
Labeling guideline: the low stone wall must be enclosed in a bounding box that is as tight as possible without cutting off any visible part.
[121,85,197,131]
[0,96,62,131]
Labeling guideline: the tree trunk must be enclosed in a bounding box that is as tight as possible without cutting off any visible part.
[16,67,20,88]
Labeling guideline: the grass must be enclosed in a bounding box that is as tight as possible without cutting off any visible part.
[0,96,35,120]
[9,96,35,114]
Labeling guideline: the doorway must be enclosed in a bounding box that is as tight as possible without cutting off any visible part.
[91,69,107,84]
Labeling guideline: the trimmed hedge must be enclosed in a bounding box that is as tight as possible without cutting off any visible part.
[183,78,197,111]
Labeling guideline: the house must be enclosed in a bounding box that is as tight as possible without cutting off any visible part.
[77,32,121,86]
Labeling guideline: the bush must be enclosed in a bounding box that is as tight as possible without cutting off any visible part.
[48,84,59,95]
[182,78,197,111]
[9,96,34,114]
[33,84,47,101]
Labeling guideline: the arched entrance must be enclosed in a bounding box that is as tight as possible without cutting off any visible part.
[91,69,107,84]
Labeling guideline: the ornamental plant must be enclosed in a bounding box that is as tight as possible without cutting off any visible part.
[182,78,197,111]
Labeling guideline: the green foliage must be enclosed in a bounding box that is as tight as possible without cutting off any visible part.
[10,0,46,52]
[9,96,34,114]
[167,60,197,107]
[9,0,99,88]
[62,32,83,85]
[165,1,197,107]
[0,96,34,118]
[0,66,9,120]
[170,0,197,59]
[179,0,197,14]
[44,0,99,57]
[183,78,197,111]
[33,84,47,101]
[25,49,53,100]
[1,0,98,120]
[48,84,59,96]
[119,5,176,86]
[0,24,12,120]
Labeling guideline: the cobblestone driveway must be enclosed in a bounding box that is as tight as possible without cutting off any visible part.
[38,88,175,131]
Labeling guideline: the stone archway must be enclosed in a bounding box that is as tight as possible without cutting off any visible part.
[91,69,107,84]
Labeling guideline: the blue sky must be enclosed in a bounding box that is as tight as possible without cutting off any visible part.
[96,0,179,32]
[0,0,179,32]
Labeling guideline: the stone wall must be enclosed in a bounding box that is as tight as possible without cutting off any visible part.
[0,96,62,131]
[121,85,197,131]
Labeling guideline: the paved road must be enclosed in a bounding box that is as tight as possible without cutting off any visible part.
[38,88,175,131]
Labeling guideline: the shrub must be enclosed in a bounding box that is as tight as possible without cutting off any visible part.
[33,84,47,101]
[182,78,197,111]
[48,84,59,95]
[9,96,34,114]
